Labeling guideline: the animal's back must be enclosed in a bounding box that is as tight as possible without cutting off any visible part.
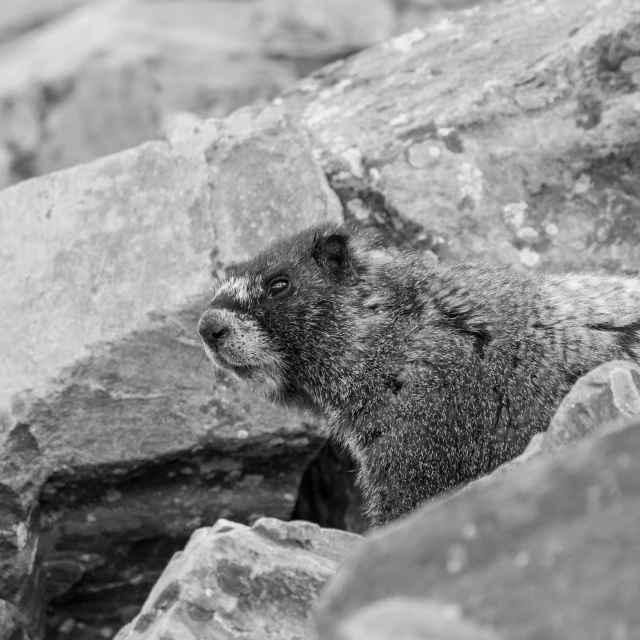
[353,261,640,523]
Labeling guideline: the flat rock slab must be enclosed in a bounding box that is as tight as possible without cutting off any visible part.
[115,517,363,640]
[316,416,640,640]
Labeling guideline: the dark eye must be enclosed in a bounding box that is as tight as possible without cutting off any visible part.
[268,277,290,297]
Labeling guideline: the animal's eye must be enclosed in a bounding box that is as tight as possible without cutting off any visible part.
[268,277,290,297]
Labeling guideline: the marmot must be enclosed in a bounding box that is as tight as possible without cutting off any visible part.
[197,223,640,526]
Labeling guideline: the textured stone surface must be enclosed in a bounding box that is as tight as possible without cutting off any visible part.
[283,0,640,273]
[114,517,363,640]
[0,103,340,637]
[317,417,640,640]
[490,360,640,476]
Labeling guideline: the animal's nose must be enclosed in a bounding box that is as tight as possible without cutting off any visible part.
[197,309,230,348]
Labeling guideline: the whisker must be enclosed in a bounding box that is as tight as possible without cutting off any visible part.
[193,352,207,377]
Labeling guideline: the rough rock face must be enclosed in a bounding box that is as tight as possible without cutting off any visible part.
[114,518,363,640]
[317,414,640,640]
[491,359,640,475]
[0,105,341,639]
[284,0,640,273]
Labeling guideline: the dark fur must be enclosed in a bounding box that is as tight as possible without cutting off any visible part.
[199,223,640,526]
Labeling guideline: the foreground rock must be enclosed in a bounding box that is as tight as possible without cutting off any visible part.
[0,105,341,638]
[115,518,363,640]
[494,359,640,475]
[316,414,640,640]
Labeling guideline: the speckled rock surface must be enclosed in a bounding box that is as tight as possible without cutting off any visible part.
[491,359,640,476]
[0,103,341,638]
[283,0,640,273]
[114,518,363,640]
[316,416,640,640]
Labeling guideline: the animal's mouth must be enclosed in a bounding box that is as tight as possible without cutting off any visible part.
[203,342,254,379]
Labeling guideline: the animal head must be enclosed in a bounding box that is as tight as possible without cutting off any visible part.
[197,222,395,407]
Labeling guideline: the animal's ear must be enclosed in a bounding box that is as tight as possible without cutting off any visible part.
[312,230,352,277]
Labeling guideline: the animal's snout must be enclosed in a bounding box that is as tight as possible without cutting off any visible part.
[197,309,230,349]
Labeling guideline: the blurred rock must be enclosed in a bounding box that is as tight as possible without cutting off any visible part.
[317,416,640,640]
[0,0,297,184]
[0,599,33,640]
[0,103,340,637]
[257,0,396,60]
[114,518,363,640]
[335,597,503,640]
[0,0,402,188]
[0,0,93,45]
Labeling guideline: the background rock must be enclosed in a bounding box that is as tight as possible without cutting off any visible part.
[335,597,503,640]
[0,0,466,189]
[114,517,363,640]
[283,0,640,273]
[317,417,640,640]
[0,104,341,638]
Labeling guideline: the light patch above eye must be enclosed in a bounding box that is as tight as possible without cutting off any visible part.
[213,276,253,305]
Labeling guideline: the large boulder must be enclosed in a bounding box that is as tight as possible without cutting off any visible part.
[283,0,640,273]
[317,414,640,640]
[0,104,341,638]
[114,517,363,640]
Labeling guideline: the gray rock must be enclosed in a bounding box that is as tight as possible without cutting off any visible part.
[0,103,340,636]
[114,518,363,640]
[0,0,402,187]
[316,416,640,640]
[284,0,640,274]
[335,597,503,640]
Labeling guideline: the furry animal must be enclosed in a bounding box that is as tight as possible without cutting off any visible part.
[197,223,640,526]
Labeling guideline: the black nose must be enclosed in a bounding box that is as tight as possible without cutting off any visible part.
[197,310,229,348]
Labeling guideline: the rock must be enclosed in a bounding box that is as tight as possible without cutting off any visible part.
[0,0,406,187]
[0,0,92,46]
[0,0,299,184]
[0,103,340,636]
[545,360,640,450]
[491,360,640,476]
[0,599,32,640]
[114,517,363,640]
[257,0,396,61]
[336,597,503,640]
[316,416,640,640]
[283,0,640,273]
